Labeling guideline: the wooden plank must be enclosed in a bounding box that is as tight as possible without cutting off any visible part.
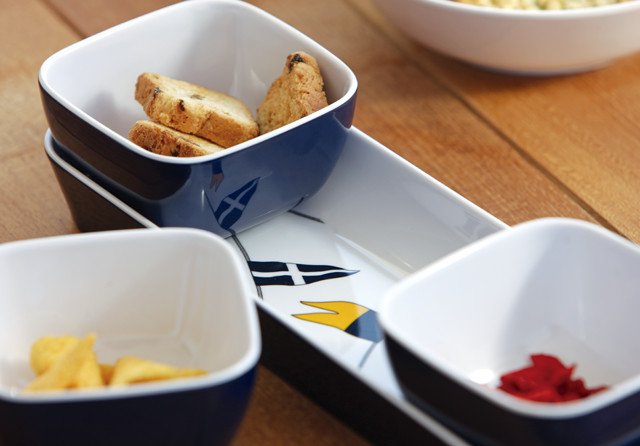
[349,0,640,240]
[0,151,75,242]
[44,0,176,36]
[234,367,370,445]
[0,0,75,158]
[0,0,80,241]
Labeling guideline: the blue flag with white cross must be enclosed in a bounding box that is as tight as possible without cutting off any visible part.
[248,261,359,286]
[214,178,259,230]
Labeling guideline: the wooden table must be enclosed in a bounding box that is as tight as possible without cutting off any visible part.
[4,0,640,443]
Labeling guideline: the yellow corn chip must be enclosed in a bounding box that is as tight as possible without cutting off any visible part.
[70,348,104,389]
[30,335,79,376]
[99,363,115,385]
[25,334,206,392]
[109,356,206,386]
[26,334,98,392]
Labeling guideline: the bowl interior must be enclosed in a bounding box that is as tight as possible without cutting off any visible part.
[40,0,355,144]
[383,219,640,393]
[0,228,258,397]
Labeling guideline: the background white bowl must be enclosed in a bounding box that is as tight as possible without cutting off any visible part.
[373,0,640,75]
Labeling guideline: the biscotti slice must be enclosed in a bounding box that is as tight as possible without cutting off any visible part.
[129,120,224,157]
[257,52,329,134]
[135,73,258,148]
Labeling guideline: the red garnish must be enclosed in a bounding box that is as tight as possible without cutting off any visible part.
[498,354,608,403]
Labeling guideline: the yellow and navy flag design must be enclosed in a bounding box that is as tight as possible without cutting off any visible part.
[293,301,382,343]
[248,261,358,286]
[213,178,259,230]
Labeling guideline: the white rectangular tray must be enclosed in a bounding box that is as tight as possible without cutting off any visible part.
[46,127,508,444]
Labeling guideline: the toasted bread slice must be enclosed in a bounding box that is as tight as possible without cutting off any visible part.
[257,52,329,134]
[135,73,258,148]
[129,120,224,157]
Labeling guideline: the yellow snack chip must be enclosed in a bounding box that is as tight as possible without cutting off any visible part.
[110,356,207,386]
[30,335,79,376]
[26,334,99,392]
[71,348,104,389]
[99,363,115,385]
[24,334,207,392]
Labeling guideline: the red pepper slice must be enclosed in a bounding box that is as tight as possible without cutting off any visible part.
[497,354,608,403]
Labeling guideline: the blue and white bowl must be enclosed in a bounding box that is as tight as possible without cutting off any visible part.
[45,130,156,232]
[39,0,357,237]
[380,219,640,445]
[0,228,260,445]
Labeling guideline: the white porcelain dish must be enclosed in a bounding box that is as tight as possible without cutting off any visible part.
[373,0,640,75]
[0,222,260,445]
[381,218,640,445]
[46,127,507,444]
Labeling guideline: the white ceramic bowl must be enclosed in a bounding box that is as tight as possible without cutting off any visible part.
[373,0,640,75]
[380,218,640,445]
[0,228,260,446]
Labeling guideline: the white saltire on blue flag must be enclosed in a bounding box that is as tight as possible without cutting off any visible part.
[214,178,259,230]
[248,260,359,286]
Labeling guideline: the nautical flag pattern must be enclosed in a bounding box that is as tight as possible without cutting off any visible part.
[214,178,259,230]
[248,261,358,286]
[293,301,383,343]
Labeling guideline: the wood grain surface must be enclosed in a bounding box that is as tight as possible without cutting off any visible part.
[3,0,640,443]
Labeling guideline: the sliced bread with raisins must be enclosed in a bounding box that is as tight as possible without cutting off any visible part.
[135,73,258,148]
[257,52,329,134]
[129,120,224,157]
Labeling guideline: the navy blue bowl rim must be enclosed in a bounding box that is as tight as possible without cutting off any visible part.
[384,331,640,446]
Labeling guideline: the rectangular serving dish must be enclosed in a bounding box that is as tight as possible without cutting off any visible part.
[45,127,508,444]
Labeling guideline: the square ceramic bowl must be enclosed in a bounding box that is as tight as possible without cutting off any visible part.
[0,228,260,446]
[380,218,640,445]
[39,0,357,237]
